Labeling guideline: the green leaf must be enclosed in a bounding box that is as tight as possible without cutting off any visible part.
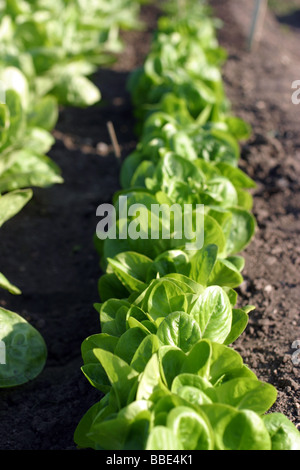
[164,274,204,295]
[223,287,238,306]
[146,278,186,322]
[216,162,256,189]
[189,286,232,343]
[202,214,226,254]
[236,188,253,211]
[0,189,32,228]
[224,308,249,345]
[207,258,243,288]
[189,244,218,285]
[171,374,213,396]
[119,400,152,422]
[81,363,111,393]
[81,333,119,364]
[107,251,152,294]
[213,378,277,414]
[5,89,24,142]
[136,353,167,401]
[131,160,155,188]
[120,151,144,189]
[263,413,300,450]
[167,406,213,450]
[0,67,29,109]
[92,349,139,409]
[223,409,271,450]
[225,116,252,141]
[149,250,190,279]
[97,299,130,336]
[123,410,152,450]
[0,103,9,148]
[98,273,129,302]
[157,311,201,353]
[131,334,161,373]
[23,127,55,154]
[74,401,105,449]
[201,404,271,450]
[176,386,213,406]
[88,416,129,450]
[0,272,21,295]
[52,74,101,107]
[209,342,244,385]
[226,255,245,272]
[225,208,256,255]
[28,95,58,131]
[115,328,148,364]
[127,316,153,335]
[159,346,187,389]
[0,150,63,193]
[146,426,182,450]
[0,307,47,387]
[181,340,212,379]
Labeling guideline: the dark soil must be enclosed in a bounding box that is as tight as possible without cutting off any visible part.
[0,1,299,450]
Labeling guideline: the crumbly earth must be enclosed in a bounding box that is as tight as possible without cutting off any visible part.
[0,1,299,450]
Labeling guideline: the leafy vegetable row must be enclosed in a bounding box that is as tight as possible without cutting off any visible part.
[74,0,300,450]
[0,0,145,387]
[0,0,145,293]
[0,0,143,107]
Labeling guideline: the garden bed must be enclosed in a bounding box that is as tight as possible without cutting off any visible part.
[0,0,299,450]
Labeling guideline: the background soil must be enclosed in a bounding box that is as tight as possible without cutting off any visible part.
[0,0,299,450]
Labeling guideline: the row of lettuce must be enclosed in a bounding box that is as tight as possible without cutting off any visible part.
[74,0,300,451]
[0,0,144,387]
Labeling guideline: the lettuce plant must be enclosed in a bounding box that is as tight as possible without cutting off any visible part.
[0,307,47,387]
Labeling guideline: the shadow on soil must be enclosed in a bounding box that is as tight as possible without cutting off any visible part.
[277,9,300,29]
